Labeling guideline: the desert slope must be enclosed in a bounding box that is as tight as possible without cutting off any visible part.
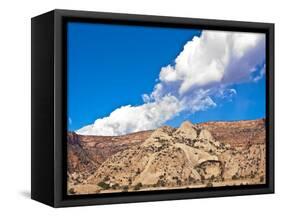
[67,119,265,194]
[67,130,152,184]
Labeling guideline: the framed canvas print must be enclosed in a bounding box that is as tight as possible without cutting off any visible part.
[31,9,274,207]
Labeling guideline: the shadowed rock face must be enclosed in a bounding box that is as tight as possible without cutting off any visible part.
[67,119,265,195]
[67,130,152,184]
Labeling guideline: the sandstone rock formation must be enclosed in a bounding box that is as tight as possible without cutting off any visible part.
[67,119,266,195]
[67,130,152,185]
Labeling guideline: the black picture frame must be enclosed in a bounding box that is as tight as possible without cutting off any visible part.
[31,9,274,207]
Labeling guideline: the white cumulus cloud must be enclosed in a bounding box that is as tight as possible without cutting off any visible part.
[155,30,265,97]
[76,30,265,136]
[76,95,182,136]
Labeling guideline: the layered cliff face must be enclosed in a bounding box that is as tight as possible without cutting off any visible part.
[67,119,266,195]
[197,119,265,148]
[67,130,152,185]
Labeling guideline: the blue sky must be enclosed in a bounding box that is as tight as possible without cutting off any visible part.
[67,22,265,132]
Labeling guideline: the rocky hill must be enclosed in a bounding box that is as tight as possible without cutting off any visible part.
[67,119,265,195]
[67,130,152,185]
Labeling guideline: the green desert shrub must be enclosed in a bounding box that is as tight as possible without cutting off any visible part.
[156,179,166,187]
[232,175,237,180]
[136,168,141,175]
[122,185,129,192]
[133,182,143,191]
[111,183,120,190]
[97,181,110,190]
[176,179,182,185]
[103,176,110,181]
[68,188,76,194]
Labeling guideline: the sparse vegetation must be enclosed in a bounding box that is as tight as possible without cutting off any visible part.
[232,174,239,180]
[97,181,110,190]
[133,182,143,190]
[176,179,182,185]
[128,177,132,185]
[156,179,166,187]
[189,176,195,184]
[103,176,110,182]
[112,183,120,190]
[122,185,129,192]
[69,188,76,194]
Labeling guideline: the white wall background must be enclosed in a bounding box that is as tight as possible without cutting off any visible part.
[0,0,279,215]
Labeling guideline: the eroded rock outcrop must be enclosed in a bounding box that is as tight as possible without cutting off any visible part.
[67,119,266,194]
